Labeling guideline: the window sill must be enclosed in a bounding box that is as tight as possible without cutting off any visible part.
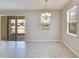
[67,32,77,37]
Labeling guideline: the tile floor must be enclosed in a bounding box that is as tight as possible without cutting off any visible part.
[0,41,77,58]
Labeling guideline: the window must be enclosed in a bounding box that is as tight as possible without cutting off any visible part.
[67,5,77,36]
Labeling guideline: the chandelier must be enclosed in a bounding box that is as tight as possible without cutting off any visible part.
[41,0,51,24]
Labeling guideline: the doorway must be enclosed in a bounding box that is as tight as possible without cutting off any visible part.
[1,16,25,41]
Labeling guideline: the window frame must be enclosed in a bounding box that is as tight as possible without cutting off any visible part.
[67,5,77,36]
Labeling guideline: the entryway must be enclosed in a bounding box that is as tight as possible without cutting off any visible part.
[1,16,25,41]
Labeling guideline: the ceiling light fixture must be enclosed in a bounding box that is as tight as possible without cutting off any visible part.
[41,0,51,24]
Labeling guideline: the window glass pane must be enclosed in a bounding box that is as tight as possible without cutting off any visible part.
[69,22,77,34]
[67,5,77,35]
[17,19,25,34]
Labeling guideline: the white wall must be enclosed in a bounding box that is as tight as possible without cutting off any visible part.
[0,10,61,41]
[0,17,1,40]
[61,0,79,57]
[25,11,61,41]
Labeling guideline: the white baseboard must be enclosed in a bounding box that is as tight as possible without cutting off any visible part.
[62,41,79,57]
[25,40,61,42]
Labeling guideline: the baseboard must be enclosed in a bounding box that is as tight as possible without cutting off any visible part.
[62,41,79,57]
[25,40,61,42]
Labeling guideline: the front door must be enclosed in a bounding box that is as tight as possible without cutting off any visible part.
[8,16,25,41]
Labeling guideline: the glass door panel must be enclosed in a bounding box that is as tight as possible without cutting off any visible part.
[8,16,16,41]
[17,16,25,34]
[17,16,25,41]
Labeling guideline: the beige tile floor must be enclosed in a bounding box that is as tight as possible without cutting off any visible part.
[0,41,77,58]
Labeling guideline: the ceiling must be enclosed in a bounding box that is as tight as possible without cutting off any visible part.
[0,0,71,10]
